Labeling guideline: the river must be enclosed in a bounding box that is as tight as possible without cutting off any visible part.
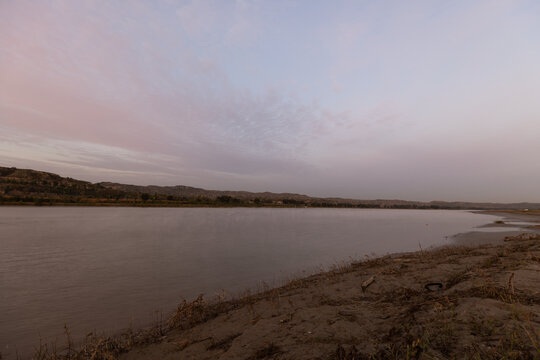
[0,207,511,357]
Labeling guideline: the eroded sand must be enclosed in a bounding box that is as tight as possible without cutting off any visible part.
[119,242,539,358]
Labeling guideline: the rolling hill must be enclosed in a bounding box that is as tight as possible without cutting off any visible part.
[1,166,539,209]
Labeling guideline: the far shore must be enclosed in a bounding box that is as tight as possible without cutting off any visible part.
[28,211,540,360]
[0,201,486,210]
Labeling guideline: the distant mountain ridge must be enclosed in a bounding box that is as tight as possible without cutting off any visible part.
[1,166,539,209]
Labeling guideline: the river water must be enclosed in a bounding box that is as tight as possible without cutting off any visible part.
[0,207,507,357]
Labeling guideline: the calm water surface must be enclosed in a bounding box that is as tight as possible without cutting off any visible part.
[1,207,504,357]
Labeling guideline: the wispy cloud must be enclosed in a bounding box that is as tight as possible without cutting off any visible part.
[1,0,540,201]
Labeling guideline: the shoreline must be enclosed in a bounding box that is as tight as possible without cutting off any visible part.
[450,210,540,246]
[0,203,501,209]
[29,211,540,359]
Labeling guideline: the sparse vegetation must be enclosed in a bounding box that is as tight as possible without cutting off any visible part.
[27,231,540,360]
[5,166,540,209]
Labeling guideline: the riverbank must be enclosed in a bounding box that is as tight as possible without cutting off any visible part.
[33,223,540,359]
[3,208,511,359]
[6,166,540,211]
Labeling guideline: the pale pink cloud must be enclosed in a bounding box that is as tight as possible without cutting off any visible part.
[1,0,540,202]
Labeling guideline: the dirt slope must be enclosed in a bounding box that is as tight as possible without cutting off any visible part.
[111,233,540,360]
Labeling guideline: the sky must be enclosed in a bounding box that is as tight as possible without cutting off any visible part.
[1,0,540,202]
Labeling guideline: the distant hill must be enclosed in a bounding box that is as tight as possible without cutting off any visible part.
[1,166,539,209]
[98,182,312,201]
[0,166,130,203]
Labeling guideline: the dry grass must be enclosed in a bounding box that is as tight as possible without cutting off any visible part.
[31,233,540,360]
[32,326,167,360]
[328,233,540,360]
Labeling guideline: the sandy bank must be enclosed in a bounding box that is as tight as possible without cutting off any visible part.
[32,211,540,359]
[120,235,540,360]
